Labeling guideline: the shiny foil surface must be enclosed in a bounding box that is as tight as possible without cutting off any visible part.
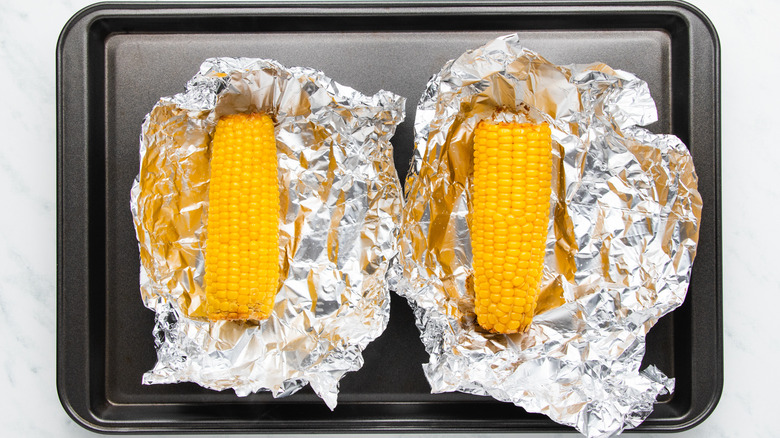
[130,58,405,409]
[394,34,701,437]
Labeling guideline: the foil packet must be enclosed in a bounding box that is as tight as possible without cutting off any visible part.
[130,58,405,409]
[394,34,702,437]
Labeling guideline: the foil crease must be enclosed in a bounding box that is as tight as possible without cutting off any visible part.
[130,58,405,409]
[395,34,701,437]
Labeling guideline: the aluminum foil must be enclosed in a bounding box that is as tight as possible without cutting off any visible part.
[130,58,405,409]
[394,34,701,437]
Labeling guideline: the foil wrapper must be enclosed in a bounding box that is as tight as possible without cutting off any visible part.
[394,34,701,437]
[130,58,405,409]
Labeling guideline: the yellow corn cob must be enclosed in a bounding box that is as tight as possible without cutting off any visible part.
[205,113,280,321]
[472,121,552,333]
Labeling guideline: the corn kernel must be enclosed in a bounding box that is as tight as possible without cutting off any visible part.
[472,121,552,333]
[205,113,279,321]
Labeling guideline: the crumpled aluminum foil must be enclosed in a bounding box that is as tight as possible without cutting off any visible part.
[130,58,405,409]
[394,34,701,437]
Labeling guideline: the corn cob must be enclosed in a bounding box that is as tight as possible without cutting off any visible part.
[472,121,552,333]
[205,113,280,321]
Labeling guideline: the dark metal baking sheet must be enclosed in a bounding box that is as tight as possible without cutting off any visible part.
[57,1,721,433]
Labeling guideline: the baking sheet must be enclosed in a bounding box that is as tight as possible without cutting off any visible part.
[57,1,721,433]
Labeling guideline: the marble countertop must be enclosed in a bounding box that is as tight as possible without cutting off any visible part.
[1,0,776,436]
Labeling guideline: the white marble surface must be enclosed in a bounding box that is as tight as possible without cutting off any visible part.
[0,0,776,436]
